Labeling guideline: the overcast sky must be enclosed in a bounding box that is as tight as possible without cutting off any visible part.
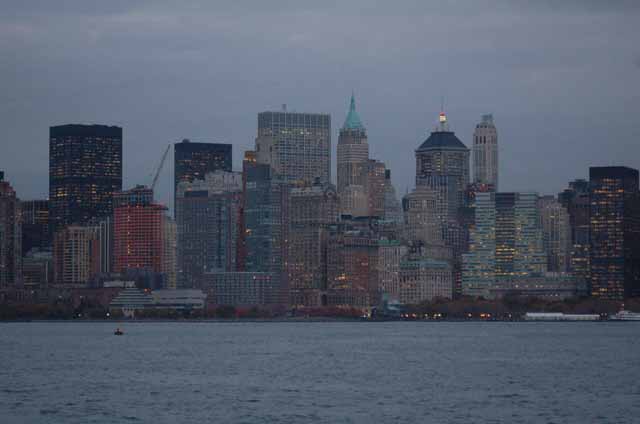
[2,0,639,210]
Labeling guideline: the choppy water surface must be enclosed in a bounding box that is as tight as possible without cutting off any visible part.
[1,321,639,423]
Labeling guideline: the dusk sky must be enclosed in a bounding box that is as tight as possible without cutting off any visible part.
[2,0,639,211]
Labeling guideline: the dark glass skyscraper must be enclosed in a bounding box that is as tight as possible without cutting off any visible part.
[21,199,50,255]
[174,139,232,217]
[49,124,122,235]
[589,166,640,299]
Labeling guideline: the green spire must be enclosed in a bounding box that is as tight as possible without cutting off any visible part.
[342,93,365,130]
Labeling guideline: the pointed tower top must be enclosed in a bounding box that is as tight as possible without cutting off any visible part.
[342,93,365,130]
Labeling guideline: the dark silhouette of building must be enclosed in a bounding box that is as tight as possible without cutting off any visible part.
[559,179,591,288]
[0,174,21,287]
[21,199,50,255]
[589,167,640,299]
[174,139,232,217]
[49,124,122,235]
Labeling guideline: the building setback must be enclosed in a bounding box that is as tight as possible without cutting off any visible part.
[49,124,122,235]
[589,166,640,299]
[255,110,331,186]
[0,175,21,287]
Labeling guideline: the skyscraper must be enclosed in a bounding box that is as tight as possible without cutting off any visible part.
[538,195,571,273]
[559,179,591,284]
[49,124,122,235]
[176,171,242,288]
[174,139,232,217]
[52,225,100,285]
[472,114,498,191]
[0,175,21,287]
[113,186,166,275]
[589,167,640,299]
[337,95,369,216]
[462,192,547,297]
[255,109,331,185]
[20,199,50,255]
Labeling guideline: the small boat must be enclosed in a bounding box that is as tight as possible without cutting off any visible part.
[114,328,124,335]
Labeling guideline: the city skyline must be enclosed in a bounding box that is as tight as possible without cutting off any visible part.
[2,1,639,210]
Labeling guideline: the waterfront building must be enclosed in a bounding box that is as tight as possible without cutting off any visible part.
[113,186,166,275]
[49,124,122,234]
[0,175,21,287]
[472,114,498,191]
[176,171,242,288]
[589,166,640,299]
[377,240,408,300]
[462,192,547,297]
[203,272,284,307]
[287,183,338,307]
[20,200,50,255]
[52,225,100,285]
[538,195,571,273]
[559,179,591,286]
[337,94,369,216]
[22,250,52,288]
[255,109,331,186]
[162,215,177,289]
[174,139,232,217]
[399,250,453,304]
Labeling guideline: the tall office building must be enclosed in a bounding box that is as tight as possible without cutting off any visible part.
[162,215,177,290]
[589,167,640,299]
[174,139,232,217]
[176,171,242,288]
[415,112,470,213]
[20,200,50,255]
[337,95,369,216]
[462,192,546,297]
[367,160,386,218]
[287,183,338,307]
[52,225,100,285]
[538,196,571,273]
[383,170,402,224]
[113,186,166,275]
[49,124,122,235]
[472,114,498,191]
[559,179,590,284]
[256,109,331,185]
[0,175,21,287]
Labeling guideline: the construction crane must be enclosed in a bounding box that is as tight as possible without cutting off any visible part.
[151,144,171,192]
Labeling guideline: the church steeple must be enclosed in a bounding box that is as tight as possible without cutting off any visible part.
[342,93,365,130]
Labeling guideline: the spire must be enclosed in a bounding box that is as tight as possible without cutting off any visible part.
[342,92,365,130]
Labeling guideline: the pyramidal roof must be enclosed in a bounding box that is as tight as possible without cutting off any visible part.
[342,94,365,130]
[416,112,468,151]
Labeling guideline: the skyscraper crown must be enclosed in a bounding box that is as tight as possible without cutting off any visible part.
[342,94,365,130]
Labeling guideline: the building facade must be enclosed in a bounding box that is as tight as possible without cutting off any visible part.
[174,139,232,217]
[49,124,122,234]
[176,171,242,288]
[52,225,100,285]
[256,110,331,186]
[0,176,21,287]
[538,195,571,273]
[21,199,50,255]
[589,166,640,299]
[559,179,591,286]
[472,114,498,191]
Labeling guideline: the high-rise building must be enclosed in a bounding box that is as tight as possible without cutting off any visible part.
[174,139,232,217]
[20,200,50,255]
[162,215,177,290]
[472,114,498,191]
[113,186,165,275]
[538,195,571,273]
[52,225,100,285]
[367,160,386,218]
[399,245,453,304]
[287,183,338,307]
[462,192,546,297]
[49,124,122,235]
[176,171,242,288]
[415,112,470,212]
[0,175,21,287]
[382,170,402,224]
[589,167,640,299]
[256,109,331,185]
[377,240,407,300]
[337,95,369,216]
[559,179,591,285]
